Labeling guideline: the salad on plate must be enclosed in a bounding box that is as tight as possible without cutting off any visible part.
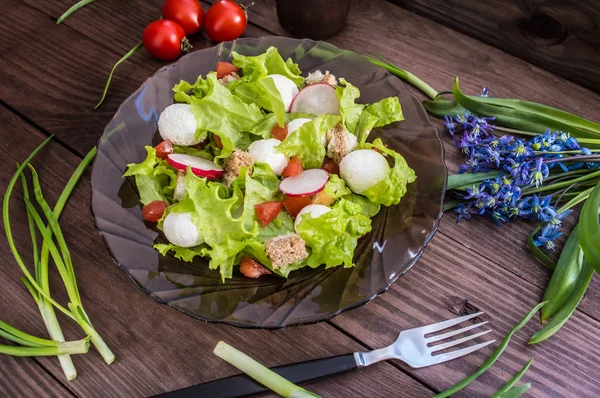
[124,46,416,281]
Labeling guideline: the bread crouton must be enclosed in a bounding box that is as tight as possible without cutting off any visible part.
[326,123,356,163]
[311,190,335,206]
[218,71,240,86]
[305,70,337,87]
[223,149,254,186]
[264,233,308,269]
[173,170,187,202]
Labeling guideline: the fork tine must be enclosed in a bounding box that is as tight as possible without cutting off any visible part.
[432,340,495,364]
[430,330,492,352]
[427,321,488,343]
[420,312,484,334]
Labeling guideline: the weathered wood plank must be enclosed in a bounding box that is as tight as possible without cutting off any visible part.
[0,105,434,397]
[332,232,600,397]
[388,0,600,92]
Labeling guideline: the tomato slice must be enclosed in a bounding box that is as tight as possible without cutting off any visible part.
[240,257,272,278]
[321,157,339,175]
[282,155,303,177]
[216,61,239,78]
[282,196,312,217]
[154,140,173,160]
[270,123,288,141]
[213,134,223,149]
[254,201,283,227]
[142,200,167,222]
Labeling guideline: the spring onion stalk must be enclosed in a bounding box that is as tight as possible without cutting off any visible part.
[95,42,143,109]
[494,383,532,398]
[56,0,96,24]
[491,358,534,398]
[0,320,90,356]
[365,56,438,100]
[213,341,321,398]
[435,302,545,398]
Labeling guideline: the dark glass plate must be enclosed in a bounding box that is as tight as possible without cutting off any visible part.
[90,37,446,329]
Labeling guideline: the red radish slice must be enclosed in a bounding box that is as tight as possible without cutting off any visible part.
[167,154,224,179]
[290,83,340,116]
[279,169,329,197]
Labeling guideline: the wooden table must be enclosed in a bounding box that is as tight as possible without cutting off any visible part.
[1,0,599,396]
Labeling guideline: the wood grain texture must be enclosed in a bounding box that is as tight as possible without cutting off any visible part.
[0,105,433,397]
[388,0,600,92]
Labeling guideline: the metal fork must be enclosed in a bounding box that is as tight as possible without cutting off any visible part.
[157,312,494,398]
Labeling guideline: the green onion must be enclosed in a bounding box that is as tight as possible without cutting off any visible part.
[213,341,321,398]
[579,181,600,272]
[95,42,143,109]
[0,340,90,357]
[494,383,532,398]
[365,56,438,100]
[435,302,546,398]
[56,0,96,24]
[491,358,533,398]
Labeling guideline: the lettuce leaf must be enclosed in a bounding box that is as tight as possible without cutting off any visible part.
[231,46,304,86]
[237,163,284,229]
[296,199,372,268]
[343,193,381,218]
[355,111,379,146]
[124,146,177,205]
[324,174,352,200]
[361,138,416,206]
[277,114,341,168]
[189,72,263,161]
[336,78,365,133]
[231,76,286,126]
[154,244,204,262]
[172,75,210,103]
[364,97,404,127]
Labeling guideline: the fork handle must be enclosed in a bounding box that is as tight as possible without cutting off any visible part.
[155,354,358,398]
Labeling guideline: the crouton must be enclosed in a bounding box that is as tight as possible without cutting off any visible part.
[219,71,240,86]
[326,123,357,163]
[305,70,337,87]
[173,170,187,202]
[264,233,308,269]
[311,190,335,206]
[223,149,254,186]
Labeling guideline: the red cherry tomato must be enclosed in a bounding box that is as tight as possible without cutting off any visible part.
[162,0,205,35]
[282,196,312,217]
[213,134,223,149]
[205,0,247,42]
[282,156,303,177]
[240,257,271,278]
[154,140,173,160]
[254,201,283,227]
[321,157,339,175]
[142,20,190,60]
[142,200,167,222]
[270,123,288,141]
[216,61,239,78]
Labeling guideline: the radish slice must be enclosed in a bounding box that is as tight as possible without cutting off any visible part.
[290,83,340,116]
[167,154,224,179]
[279,169,329,197]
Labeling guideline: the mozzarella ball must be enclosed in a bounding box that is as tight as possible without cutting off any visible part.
[163,212,204,248]
[267,74,300,111]
[158,104,203,146]
[339,150,390,194]
[248,138,289,175]
[294,204,331,231]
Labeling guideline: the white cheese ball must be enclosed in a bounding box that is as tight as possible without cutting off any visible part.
[327,129,357,159]
[339,150,390,194]
[248,138,289,175]
[287,117,327,146]
[163,212,204,248]
[158,104,203,146]
[267,74,300,111]
[294,204,331,231]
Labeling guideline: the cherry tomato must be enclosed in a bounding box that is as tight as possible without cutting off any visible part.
[213,134,223,149]
[240,257,271,278]
[216,61,239,78]
[321,157,339,175]
[154,140,173,160]
[142,200,167,222]
[142,20,190,60]
[254,201,283,227]
[162,0,205,35]
[282,155,302,177]
[282,196,312,217]
[270,123,288,141]
[205,0,247,42]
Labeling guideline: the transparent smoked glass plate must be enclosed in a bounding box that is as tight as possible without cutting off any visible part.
[90,36,447,328]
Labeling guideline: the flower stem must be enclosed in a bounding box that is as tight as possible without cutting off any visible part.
[522,169,600,195]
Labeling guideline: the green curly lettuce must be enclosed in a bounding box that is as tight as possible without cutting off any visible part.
[231,46,304,86]
[296,199,372,268]
[277,114,341,168]
[124,146,177,205]
[361,138,416,206]
[336,78,365,133]
[364,97,404,127]
[324,174,352,200]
